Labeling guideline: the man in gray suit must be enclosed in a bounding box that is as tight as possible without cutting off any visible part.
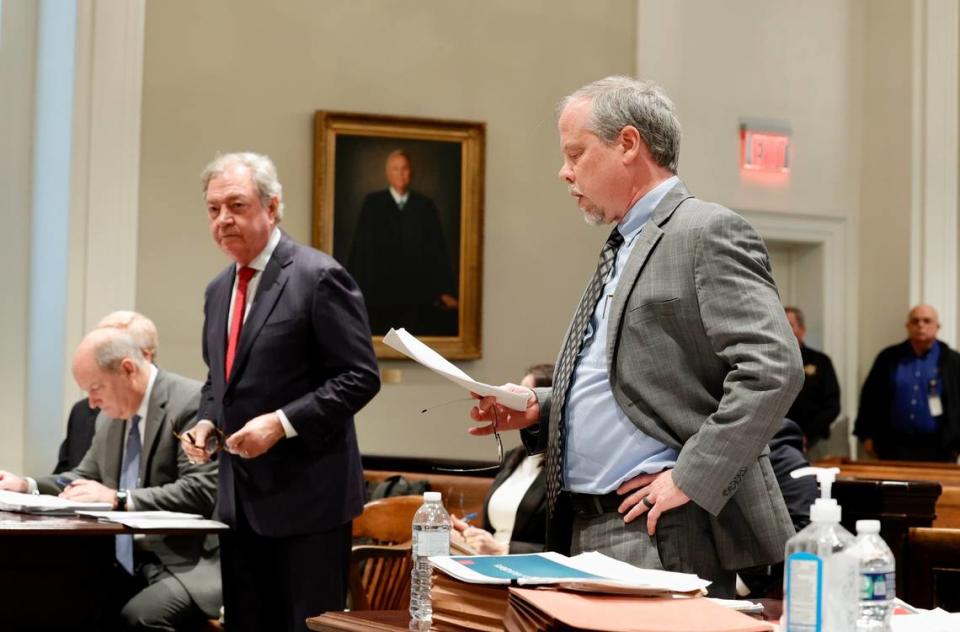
[0,327,220,630]
[470,77,803,597]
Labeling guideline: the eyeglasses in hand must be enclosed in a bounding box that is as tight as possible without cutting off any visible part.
[172,425,229,456]
[420,397,504,473]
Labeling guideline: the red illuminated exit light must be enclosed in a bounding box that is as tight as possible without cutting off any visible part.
[739,120,791,174]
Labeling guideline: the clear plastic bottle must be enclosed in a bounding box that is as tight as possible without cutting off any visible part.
[852,519,895,632]
[783,467,859,632]
[409,491,450,626]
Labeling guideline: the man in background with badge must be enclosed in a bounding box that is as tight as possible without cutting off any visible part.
[855,304,960,462]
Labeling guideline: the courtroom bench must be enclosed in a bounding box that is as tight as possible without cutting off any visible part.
[362,454,496,524]
[816,457,960,528]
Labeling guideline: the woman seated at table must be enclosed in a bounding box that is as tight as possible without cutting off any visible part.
[451,364,552,554]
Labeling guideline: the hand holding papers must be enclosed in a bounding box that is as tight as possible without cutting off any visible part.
[382,328,530,410]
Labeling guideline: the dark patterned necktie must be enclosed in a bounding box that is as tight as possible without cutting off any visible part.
[545,227,625,512]
[116,414,141,574]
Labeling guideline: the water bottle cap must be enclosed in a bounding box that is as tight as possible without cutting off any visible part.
[423,491,442,502]
[856,519,881,534]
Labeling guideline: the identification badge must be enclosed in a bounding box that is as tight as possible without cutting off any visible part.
[929,395,943,417]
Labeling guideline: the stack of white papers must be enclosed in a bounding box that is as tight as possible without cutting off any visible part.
[76,510,228,530]
[382,328,530,410]
[0,489,111,514]
[892,609,960,632]
[430,551,710,595]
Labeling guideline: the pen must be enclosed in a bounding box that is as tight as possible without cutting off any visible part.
[55,475,74,488]
[461,512,477,523]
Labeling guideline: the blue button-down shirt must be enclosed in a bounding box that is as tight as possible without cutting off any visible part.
[890,341,943,435]
[563,176,679,494]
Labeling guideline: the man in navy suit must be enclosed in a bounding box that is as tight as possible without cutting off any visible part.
[181,152,380,632]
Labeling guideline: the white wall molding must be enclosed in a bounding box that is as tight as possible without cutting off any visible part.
[740,210,858,455]
[910,0,959,344]
[65,0,145,409]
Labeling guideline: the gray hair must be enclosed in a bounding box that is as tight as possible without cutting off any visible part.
[92,330,146,373]
[559,76,681,173]
[97,310,159,361]
[201,152,285,221]
[784,306,805,328]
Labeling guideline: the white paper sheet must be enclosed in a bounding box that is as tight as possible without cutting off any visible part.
[74,509,227,530]
[107,517,229,530]
[0,489,112,514]
[382,328,530,410]
[76,510,202,521]
[429,550,710,595]
[892,609,960,632]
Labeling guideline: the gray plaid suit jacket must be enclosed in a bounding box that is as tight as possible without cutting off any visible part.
[527,180,803,570]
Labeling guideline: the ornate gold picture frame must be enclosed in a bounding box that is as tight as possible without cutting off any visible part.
[313,111,485,359]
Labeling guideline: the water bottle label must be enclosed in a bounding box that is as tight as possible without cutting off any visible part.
[785,552,822,632]
[860,571,895,601]
[415,531,449,556]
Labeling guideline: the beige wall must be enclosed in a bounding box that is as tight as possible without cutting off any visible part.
[0,0,37,473]
[137,0,637,459]
[858,1,914,377]
[637,0,865,218]
[634,1,924,422]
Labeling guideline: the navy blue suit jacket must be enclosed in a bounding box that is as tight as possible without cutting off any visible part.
[198,232,380,537]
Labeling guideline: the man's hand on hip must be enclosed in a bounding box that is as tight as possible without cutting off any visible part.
[616,469,690,536]
[225,412,285,459]
[468,384,540,436]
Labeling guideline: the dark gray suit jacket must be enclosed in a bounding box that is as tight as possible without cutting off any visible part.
[527,180,803,570]
[36,369,221,617]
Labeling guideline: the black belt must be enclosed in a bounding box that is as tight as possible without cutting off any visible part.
[565,490,623,516]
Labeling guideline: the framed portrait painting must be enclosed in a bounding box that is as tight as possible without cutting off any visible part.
[313,111,485,360]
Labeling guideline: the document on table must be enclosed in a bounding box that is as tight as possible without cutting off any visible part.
[382,328,530,410]
[892,609,960,632]
[75,510,228,530]
[430,550,710,596]
[0,489,111,514]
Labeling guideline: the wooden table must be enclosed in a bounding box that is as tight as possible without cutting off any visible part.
[307,610,415,631]
[0,510,220,631]
[307,600,783,631]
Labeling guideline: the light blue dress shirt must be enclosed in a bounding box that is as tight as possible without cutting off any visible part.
[563,176,680,494]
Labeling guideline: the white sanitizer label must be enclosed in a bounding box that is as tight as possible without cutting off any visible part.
[786,552,821,632]
[823,551,859,632]
[415,531,449,556]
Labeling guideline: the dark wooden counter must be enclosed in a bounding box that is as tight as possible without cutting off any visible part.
[0,510,222,630]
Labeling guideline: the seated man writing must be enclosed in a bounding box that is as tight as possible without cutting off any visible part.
[0,327,221,631]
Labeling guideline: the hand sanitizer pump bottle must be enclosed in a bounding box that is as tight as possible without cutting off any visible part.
[783,467,859,632]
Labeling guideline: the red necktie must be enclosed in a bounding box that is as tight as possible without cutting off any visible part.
[225,266,256,380]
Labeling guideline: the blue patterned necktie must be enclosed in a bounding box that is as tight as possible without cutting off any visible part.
[545,228,624,513]
[116,414,141,574]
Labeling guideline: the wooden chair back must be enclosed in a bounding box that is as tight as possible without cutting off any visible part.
[349,495,424,611]
[904,527,960,611]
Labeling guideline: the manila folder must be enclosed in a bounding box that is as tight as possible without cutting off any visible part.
[506,588,771,632]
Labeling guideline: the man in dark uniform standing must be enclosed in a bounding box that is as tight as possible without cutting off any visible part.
[784,306,841,450]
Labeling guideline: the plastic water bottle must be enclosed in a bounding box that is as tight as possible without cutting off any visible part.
[409,491,450,626]
[783,467,858,632]
[852,520,895,632]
